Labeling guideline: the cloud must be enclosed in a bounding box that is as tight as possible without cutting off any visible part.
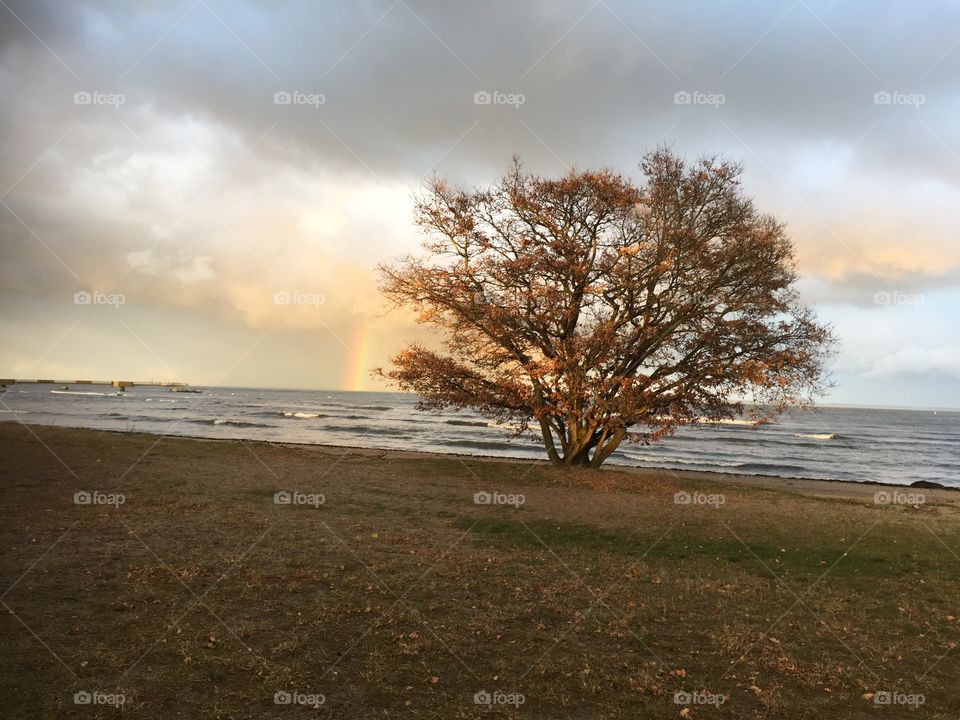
[1,0,958,402]
[864,345,960,379]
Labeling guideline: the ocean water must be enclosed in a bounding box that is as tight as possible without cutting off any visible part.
[1,385,958,487]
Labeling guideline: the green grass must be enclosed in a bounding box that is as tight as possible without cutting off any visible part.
[453,515,951,584]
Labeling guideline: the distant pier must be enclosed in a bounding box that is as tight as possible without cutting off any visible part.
[0,379,189,389]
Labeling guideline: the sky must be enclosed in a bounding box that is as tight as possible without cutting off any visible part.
[1,0,959,408]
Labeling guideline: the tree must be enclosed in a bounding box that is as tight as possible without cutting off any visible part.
[377,148,834,468]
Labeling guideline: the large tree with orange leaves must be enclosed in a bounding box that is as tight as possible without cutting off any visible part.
[378,149,833,468]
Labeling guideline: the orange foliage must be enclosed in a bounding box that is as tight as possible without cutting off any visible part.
[377,149,833,467]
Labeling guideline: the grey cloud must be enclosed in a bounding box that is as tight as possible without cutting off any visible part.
[5,0,960,181]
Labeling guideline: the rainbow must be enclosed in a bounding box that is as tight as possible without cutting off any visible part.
[343,325,372,391]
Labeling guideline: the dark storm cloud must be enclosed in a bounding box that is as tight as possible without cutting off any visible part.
[4,0,960,182]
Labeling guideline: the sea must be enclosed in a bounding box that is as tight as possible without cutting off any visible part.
[1,385,958,487]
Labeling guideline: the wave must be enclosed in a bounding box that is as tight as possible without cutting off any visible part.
[794,433,835,440]
[626,454,745,469]
[318,424,381,434]
[445,419,488,427]
[670,434,774,446]
[186,418,273,428]
[736,462,812,475]
[314,402,392,412]
[695,417,758,426]
[50,390,120,397]
[439,439,519,451]
[279,411,328,419]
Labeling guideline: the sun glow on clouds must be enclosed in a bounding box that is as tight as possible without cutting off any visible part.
[59,110,422,340]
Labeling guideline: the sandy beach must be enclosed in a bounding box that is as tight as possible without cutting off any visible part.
[2,421,959,718]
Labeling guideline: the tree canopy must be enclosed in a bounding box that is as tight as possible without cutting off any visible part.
[377,148,834,467]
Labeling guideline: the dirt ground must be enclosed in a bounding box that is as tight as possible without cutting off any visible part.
[1,421,958,718]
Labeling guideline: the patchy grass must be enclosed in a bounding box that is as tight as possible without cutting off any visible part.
[1,422,959,719]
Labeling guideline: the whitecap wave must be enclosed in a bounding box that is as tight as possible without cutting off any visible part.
[50,390,120,397]
[794,432,835,440]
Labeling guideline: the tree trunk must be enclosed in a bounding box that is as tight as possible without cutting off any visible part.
[540,418,625,469]
[590,426,626,468]
[538,417,562,464]
[562,420,596,466]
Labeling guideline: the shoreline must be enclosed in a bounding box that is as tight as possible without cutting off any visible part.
[4,419,958,502]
